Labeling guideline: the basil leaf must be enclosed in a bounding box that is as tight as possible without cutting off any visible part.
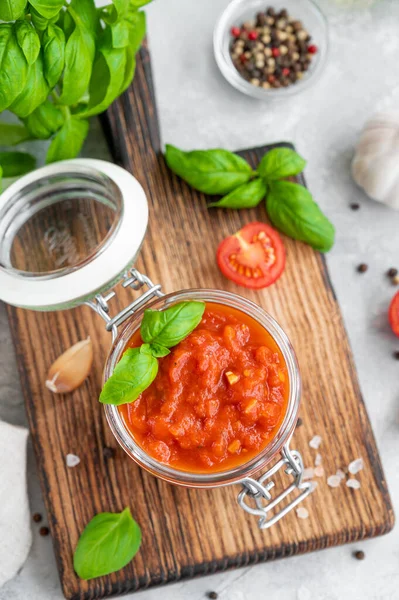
[15,21,40,66]
[0,122,30,145]
[257,148,306,181]
[29,0,64,19]
[119,45,136,94]
[10,52,50,118]
[0,0,27,21]
[125,9,145,53]
[24,100,64,139]
[111,19,130,48]
[59,0,96,105]
[30,5,58,31]
[57,8,74,38]
[46,116,89,163]
[116,11,145,93]
[99,347,158,405]
[112,0,129,16]
[140,343,170,358]
[69,0,97,32]
[267,181,335,253]
[73,507,141,580]
[76,26,126,118]
[165,144,254,195]
[129,0,152,7]
[141,301,205,348]
[0,25,28,113]
[42,25,65,88]
[209,178,267,209]
[0,151,36,177]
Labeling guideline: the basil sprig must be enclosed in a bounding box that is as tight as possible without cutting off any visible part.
[0,0,149,175]
[74,507,141,580]
[100,301,205,406]
[165,145,335,253]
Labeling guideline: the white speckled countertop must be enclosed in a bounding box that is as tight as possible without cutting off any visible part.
[1,1,399,598]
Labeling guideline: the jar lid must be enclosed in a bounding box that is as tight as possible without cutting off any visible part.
[0,159,148,310]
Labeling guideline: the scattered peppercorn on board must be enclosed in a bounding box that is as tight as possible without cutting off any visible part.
[6,42,394,600]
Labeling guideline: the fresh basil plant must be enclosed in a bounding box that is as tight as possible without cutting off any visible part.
[165,145,335,253]
[0,0,150,189]
[100,301,205,406]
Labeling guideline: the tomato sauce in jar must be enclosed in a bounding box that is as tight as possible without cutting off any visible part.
[119,302,289,473]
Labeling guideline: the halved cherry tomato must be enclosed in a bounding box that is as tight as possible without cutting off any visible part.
[216,222,285,289]
[389,291,399,337]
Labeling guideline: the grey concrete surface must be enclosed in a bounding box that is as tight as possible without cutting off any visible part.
[1,0,399,598]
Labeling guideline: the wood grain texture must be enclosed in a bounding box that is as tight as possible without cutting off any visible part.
[6,42,394,600]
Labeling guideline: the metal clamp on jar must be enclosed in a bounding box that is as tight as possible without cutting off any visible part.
[0,159,313,529]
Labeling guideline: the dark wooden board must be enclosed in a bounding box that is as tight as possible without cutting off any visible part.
[6,41,394,600]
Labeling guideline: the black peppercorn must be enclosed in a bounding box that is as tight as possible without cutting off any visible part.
[103,446,115,459]
[33,513,42,523]
[388,268,398,278]
[256,12,267,26]
[353,550,365,560]
[357,264,368,273]
[39,526,50,537]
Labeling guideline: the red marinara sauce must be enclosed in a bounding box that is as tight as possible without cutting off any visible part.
[119,303,289,473]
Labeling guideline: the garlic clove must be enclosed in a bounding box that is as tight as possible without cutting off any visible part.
[45,338,93,394]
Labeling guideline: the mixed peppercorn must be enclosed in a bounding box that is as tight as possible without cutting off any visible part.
[229,6,318,90]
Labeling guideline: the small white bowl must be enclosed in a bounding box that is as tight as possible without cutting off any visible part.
[214,0,329,100]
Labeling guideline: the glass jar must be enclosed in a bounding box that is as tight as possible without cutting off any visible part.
[0,159,312,529]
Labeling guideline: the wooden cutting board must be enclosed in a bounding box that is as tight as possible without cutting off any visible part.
[6,42,394,600]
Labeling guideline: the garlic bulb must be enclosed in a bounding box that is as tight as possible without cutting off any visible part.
[46,338,93,393]
[352,110,399,210]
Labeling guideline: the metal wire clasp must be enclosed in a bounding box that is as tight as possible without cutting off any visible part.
[237,444,313,529]
[85,268,164,340]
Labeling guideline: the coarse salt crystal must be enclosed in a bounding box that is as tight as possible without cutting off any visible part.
[348,458,364,475]
[314,465,324,477]
[66,454,80,468]
[346,478,361,490]
[327,474,341,488]
[315,453,322,466]
[336,469,346,480]
[303,467,315,480]
[296,507,309,519]
[309,435,322,449]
